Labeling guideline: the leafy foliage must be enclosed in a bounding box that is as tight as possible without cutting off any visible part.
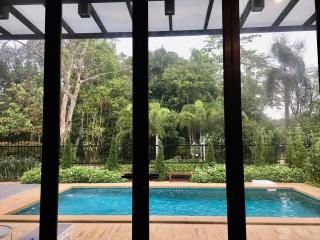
[60,139,76,169]
[106,136,119,170]
[205,137,216,165]
[191,164,306,183]
[308,137,320,183]
[285,126,308,168]
[153,140,167,180]
[20,166,125,184]
[0,157,37,180]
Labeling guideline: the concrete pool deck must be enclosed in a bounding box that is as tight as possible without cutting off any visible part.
[1,182,320,225]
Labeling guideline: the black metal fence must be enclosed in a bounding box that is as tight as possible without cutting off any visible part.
[0,143,286,165]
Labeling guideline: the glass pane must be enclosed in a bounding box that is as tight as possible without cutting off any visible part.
[173,0,209,30]
[243,0,290,28]
[92,3,132,32]
[62,4,101,33]
[149,1,227,238]
[280,0,315,26]
[149,1,169,32]
[0,11,44,240]
[0,13,33,34]
[57,29,132,240]
[14,5,46,33]
[240,0,320,239]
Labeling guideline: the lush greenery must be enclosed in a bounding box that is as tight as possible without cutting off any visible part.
[20,166,125,184]
[60,139,76,169]
[0,156,37,180]
[1,34,320,184]
[191,164,306,183]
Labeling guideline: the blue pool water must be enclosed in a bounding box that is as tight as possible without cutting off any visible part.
[15,188,320,217]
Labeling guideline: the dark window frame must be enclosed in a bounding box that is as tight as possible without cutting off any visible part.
[38,0,320,239]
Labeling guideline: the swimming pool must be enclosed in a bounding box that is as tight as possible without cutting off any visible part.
[15,187,320,217]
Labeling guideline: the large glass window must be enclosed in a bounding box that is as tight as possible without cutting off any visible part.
[0,4,45,238]
[148,1,227,238]
[239,0,320,239]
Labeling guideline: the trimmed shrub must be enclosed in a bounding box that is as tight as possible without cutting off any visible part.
[0,156,37,181]
[20,166,125,184]
[205,138,216,165]
[153,141,168,180]
[60,139,76,169]
[286,126,308,168]
[191,165,225,183]
[165,163,200,173]
[19,166,41,183]
[244,165,306,182]
[191,164,306,183]
[59,166,124,183]
[106,136,119,170]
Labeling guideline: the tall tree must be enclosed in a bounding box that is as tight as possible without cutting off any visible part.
[60,39,118,143]
[266,36,307,127]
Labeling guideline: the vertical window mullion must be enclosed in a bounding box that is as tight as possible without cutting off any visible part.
[132,0,149,240]
[222,0,247,239]
[39,1,62,239]
[315,0,320,92]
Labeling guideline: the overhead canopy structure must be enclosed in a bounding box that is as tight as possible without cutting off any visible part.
[0,0,316,39]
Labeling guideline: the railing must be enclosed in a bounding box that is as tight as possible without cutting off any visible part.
[0,143,286,165]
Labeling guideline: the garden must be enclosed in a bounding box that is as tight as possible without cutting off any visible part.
[0,35,319,185]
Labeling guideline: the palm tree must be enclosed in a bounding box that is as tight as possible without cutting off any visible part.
[180,100,223,159]
[149,102,178,156]
[266,36,307,127]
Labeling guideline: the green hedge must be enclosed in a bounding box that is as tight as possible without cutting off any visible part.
[120,163,199,176]
[20,166,125,184]
[191,164,306,183]
[0,157,37,181]
[20,164,307,183]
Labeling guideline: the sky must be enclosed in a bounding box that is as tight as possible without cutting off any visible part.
[115,31,319,120]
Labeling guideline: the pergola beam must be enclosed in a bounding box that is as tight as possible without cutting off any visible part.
[90,4,107,33]
[0,24,316,40]
[9,6,43,35]
[169,15,173,31]
[304,13,316,26]
[272,0,299,27]
[62,19,75,35]
[203,0,214,30]
[240,0,251,28]
[4,0,158,4]
[0,26,11,35]
[126,1,132,19]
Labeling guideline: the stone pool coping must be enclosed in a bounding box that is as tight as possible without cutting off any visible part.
[1,182,320,225]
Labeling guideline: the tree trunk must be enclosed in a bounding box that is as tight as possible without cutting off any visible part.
[284,86,290,128]
[75,111,85,146]
[60,93,69,144]
[155,135,159,157]
[60,69,71,144]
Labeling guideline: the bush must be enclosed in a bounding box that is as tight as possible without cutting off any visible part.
[60,139,76,169]
[286,126,308,168]
[244,165,306,182]
[190,165,226,183]
[20,166,125,184]
[251,128,273,165]
[165,163,199,173]
[0,156,37,181]
[153,141,168,180]
[308,137,320,183]
[106,136,119,170]
[205,138,216,165]
[191,164,306,183]
[19,166,41,183]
